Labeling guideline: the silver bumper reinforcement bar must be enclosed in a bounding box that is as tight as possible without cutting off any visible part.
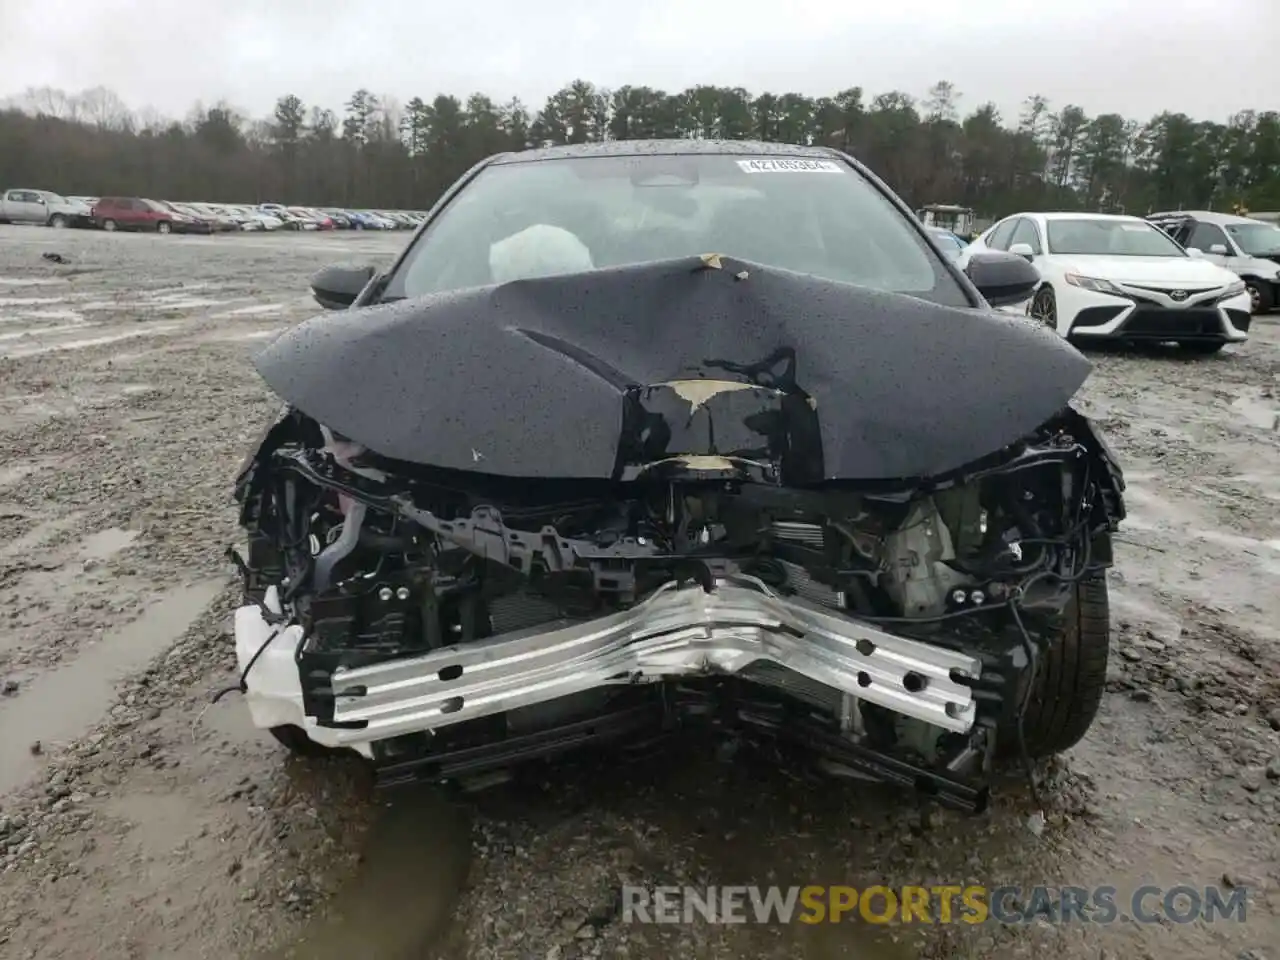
[327,576,982,743]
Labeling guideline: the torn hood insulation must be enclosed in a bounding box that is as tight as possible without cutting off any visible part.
[254,254,1092,482]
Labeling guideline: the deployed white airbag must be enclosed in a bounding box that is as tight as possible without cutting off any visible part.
[489,223,594,284]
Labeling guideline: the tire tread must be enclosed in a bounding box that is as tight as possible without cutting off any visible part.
[1017,572,1110,757]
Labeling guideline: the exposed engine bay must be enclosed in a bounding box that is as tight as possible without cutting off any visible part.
[228,254,1127,811]
[231,399,1124,812]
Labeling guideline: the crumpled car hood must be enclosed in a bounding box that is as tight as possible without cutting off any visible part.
[253,254,1092,482]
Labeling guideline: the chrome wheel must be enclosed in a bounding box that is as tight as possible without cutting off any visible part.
[1247,282,1262,312]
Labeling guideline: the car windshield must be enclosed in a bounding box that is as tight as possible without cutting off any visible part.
[145,200,170,212]
[1046,219,1185,257]
[928,230,965,259]
[1225,222,1280,256]
[40,192,68,204]
[385,154,969,307]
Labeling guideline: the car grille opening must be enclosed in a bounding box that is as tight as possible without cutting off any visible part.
[1120,308,1224,339]
[1224,309,1252,333]
[1072,306,1128,329]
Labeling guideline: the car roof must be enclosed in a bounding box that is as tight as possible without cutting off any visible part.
[1014,212,1149,224]
[489,138,841,165]
[1149,209,1255,226]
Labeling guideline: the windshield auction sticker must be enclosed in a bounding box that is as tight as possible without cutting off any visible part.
[736,158,843,174]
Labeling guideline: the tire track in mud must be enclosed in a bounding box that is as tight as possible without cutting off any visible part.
[1,227,1278,960]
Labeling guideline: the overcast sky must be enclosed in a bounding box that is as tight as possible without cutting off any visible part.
[2,0,1276,125]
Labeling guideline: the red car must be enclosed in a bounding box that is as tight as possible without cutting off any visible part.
[288,206,335,230]
[91,197,188,234]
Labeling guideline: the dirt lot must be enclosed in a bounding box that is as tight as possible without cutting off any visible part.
[0,224,1277,960]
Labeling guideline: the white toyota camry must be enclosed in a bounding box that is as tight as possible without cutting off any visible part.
[961,212,1252,354]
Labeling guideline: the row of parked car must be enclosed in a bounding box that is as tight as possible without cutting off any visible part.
[0,188,426,234]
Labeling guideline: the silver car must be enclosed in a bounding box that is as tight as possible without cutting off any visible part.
[0,188,92,228]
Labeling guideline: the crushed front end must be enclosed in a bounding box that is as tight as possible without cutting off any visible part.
[230,401,1124,813]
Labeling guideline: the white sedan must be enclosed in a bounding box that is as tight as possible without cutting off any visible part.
[961,212,1251,354]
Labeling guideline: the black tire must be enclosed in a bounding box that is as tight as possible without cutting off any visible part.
[157,220,172,235]
[1245,279,1274,314]
[102,218,118,232]
[1029,286,1057,331]
[269,723,339,757]
[1005,572,1110,758]
[1180,341,1226,355]
[48,214,68,228]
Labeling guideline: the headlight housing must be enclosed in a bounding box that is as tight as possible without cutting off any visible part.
[1064,273,1129,297]
[1223,279,1247,298]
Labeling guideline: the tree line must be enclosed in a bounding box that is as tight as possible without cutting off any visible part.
[1,80,1277,219]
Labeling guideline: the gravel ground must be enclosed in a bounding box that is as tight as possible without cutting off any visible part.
[0,224,1277,960]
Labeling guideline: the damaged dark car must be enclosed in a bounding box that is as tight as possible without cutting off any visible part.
[230,140,1125,813]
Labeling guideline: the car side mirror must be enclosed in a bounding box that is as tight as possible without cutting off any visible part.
[1007,242,1035,261]
[965,251,1040,308]
[1208,243,1229,256]
[1186,247,1204,258]
[311,264,376,310]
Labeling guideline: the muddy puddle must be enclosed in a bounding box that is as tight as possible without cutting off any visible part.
[0,526,145,653]
[0,578,223,792]
[0,510,84,560]
[198,326,289,346]
[1230,392,1279,431]
[0,295,71,309]
[256,749,943,960]
[1,323,188,359]
[219,304,288,317]
[260,786,472,960]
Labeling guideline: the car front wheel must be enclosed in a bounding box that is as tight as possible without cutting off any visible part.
[157,221,172,235]
[1029,286,1057,331]
[1245,279,1274,314]
[1000,570,1110,758]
